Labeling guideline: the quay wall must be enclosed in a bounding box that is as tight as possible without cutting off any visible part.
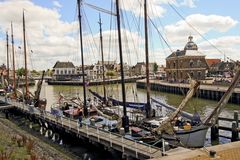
[136,80,240,104]
[48,76,145,86]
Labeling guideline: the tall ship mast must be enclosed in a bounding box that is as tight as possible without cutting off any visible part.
[77,0,87,116]
[11,22,16,97]
[144,0,151,118]
[6,31,10,82]
[23,11,29,98]
[98,15,107,103]
[116,0,129,132]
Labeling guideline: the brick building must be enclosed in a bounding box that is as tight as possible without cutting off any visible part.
[165,36,208,82]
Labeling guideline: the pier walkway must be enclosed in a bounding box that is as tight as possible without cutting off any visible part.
[0,97,162,159]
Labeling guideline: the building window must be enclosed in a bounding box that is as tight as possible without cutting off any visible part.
[197,60,201,66]
[56,70,59,75]
[65,70,67,74]
[180,61,183,68]
[173,72,176,80]
[68,70,71,74]
[198,71,201,78]
[180,71,183,79]
[72,69,75,74]
[60,70,63,75]
[190,71,194,78]
[190,60,194,67]
[173,62,176,68]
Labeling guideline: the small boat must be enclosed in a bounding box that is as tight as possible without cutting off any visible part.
[124,126,162,147]
[140,116,209,147]
[84,115,118,131]
[51,100,98,119]
[162,125,209,148]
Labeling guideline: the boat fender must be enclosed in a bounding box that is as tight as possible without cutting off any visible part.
[64,102,68,107]
[183,123,192,130]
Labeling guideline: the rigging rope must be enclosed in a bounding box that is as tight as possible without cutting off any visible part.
[84,2,116,16]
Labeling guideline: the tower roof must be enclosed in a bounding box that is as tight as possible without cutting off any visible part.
[184,36,198,51]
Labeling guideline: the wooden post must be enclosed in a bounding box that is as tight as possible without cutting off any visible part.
[211,119,219,142]
[231,122,239,141]
[5,110,9,119]
[234,111,239,128]
[232,111,239,141]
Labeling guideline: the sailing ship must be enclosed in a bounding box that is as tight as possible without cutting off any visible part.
[19,11,47,109]
[86,0,240,148]
[2,12,47,109]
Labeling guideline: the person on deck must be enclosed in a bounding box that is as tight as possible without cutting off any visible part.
[192,112,201,125]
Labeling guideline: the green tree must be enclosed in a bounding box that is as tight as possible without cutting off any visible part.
[16,67,26,77]
[46,69,53,76]
[153,62,158,74]
[106,70,117,78]
[31,70,40,76]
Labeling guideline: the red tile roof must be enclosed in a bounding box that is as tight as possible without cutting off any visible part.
[206,59,221,67]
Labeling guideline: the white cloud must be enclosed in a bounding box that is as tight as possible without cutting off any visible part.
[120,0,177,18]
[83,29,145,66]
[53,1,62,8]
[199,36,240,61]
[0,0,78,70]
[164,14,238,44]
[180,0,196,8]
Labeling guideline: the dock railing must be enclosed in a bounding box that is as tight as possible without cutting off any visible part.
[2,97,162,159]
[211,111,239,142]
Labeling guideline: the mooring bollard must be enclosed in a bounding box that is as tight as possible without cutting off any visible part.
[209,150,216,158]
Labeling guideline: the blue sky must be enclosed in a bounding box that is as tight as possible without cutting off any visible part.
[0,0,239,70]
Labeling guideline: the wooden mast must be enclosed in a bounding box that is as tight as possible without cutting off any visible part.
[144,0,151,118]
[116,0,129,132]
[6,31,10,82]
[23,10,29,98]
[98,14,107,102]
[77,0,87,116]
[11,22,16,97]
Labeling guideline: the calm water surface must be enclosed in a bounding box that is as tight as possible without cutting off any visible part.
[34,82,238,116]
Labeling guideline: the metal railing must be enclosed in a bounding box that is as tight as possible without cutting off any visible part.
[0,97,162,158]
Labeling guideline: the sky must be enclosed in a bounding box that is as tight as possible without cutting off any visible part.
[0,0,240,70]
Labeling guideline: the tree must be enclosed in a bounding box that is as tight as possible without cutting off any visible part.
[46,69,53,76]
[153,62,158,74]
[31,70,40,76]
[106,70,117,79]
[16,67,26,77]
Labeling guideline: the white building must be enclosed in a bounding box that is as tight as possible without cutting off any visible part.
[52,61,78,81]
